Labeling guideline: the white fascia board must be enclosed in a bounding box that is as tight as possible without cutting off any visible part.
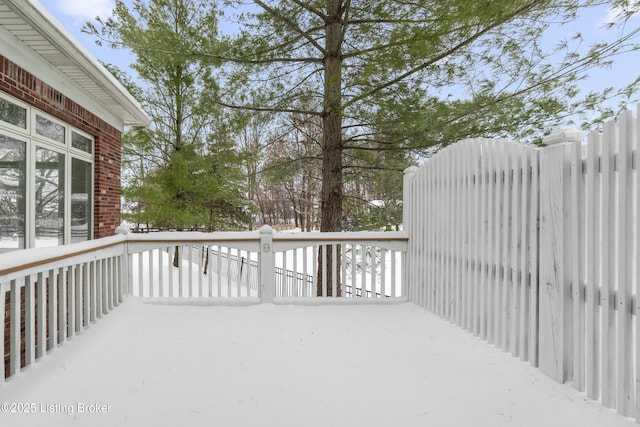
[0,28,122,130]
[3,0,149,129]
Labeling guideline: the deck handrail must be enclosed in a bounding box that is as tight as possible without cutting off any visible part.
[1,227,407,382]
[0,235,127,285]
[1,229,408,295]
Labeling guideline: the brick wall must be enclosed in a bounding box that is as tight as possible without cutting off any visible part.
[1,54,128,379]
[0,55,123,238]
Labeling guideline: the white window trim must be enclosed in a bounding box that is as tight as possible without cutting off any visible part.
[0,91,95,249]
[0,93,29,134]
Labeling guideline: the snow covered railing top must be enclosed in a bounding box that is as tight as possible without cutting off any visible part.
[0,234,127,286]
[123,227,408,301]
[1,227,408,300]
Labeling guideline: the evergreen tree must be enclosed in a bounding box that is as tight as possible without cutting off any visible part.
[213,0,639,294]
[215,0,639,237]
[86,0,248,231]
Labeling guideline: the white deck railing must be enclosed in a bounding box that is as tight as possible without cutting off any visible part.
[1,227,407,382]
[0,235,127,382]
[124,228,407,300]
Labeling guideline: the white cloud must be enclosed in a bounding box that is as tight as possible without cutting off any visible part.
[604,2,640,24]
[54,0,114,21]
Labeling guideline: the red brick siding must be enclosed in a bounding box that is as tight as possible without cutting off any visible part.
[0,55,123,238]
[1,54,127,380]
[4,275,86,379]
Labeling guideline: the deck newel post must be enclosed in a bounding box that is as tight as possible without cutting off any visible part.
[122,241,130,298]
[116,223,131,297]
[538,129,583,383]
[403,166,418,301]
[260,225,275,303]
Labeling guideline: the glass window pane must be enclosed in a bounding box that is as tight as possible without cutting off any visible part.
[0,98,26,129]
[71,158,92,243]
[71,131,92,153]
[35,147,65,248]
[0,134,25,252]
[36,114,65,144]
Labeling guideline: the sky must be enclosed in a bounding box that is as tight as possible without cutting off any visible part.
[34,0,640,129]
[37,0,135,72]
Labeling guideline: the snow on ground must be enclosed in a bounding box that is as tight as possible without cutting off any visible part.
[131,249,257,298]
[0,302,633,427]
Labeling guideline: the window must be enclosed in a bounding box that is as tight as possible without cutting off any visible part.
[0,93,93,252]
[36,114,65,144]
[35,147,65,247]
[0,135,26,252]
[0,98,26,129]
[71,158,91,243]
[72,131,93,154]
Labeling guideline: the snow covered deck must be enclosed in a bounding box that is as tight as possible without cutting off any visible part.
[0,301,631,427]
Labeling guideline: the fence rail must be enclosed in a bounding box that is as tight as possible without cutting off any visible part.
[404,106,640,421]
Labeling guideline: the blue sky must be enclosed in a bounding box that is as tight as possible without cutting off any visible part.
[38,0,133,70]
[36,0,639,127]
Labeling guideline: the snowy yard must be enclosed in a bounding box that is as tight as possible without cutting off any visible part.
[0,301,632,427]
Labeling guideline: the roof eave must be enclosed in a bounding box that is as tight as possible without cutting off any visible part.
[7,0,150,128]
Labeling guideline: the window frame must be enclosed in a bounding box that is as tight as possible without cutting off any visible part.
[0,92,95,249]
[0,95,29,133]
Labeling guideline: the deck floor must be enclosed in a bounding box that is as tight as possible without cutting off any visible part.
[0,301,632,427]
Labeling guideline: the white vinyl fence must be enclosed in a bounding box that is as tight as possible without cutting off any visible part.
[403,106,640,420]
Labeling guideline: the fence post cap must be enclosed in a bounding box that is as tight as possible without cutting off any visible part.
[542,128,584,145]
[259,224,273,235]
[115,222,130,235]
[404,166,418,175]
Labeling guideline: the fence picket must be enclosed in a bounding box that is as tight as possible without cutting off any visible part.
[518,149,530,361]
[82,264,90,327]
[635,105,640,419]
[569,139,584,390]
[473,142,482,334]
[528,152,539,366]
[10,279,19,375]
[490,144,499,342]
[58,267,67,344]
[486,141,496,344]
[501,147,512,351]
[75,265,82,332]
[601,120,616,408]
[480,142,489,338]
[37,272,45,357]
[510,147,521,357]
[447,149,455,318]
[615,110,633,416]
[25,275,35,366]
[427,160,435,310]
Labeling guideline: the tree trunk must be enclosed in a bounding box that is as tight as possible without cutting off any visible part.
[173,245,180,268]
[317,0,343,296]
[204,246,209,275]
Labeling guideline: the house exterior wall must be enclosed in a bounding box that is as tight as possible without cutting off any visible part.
[0,55,122,238]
